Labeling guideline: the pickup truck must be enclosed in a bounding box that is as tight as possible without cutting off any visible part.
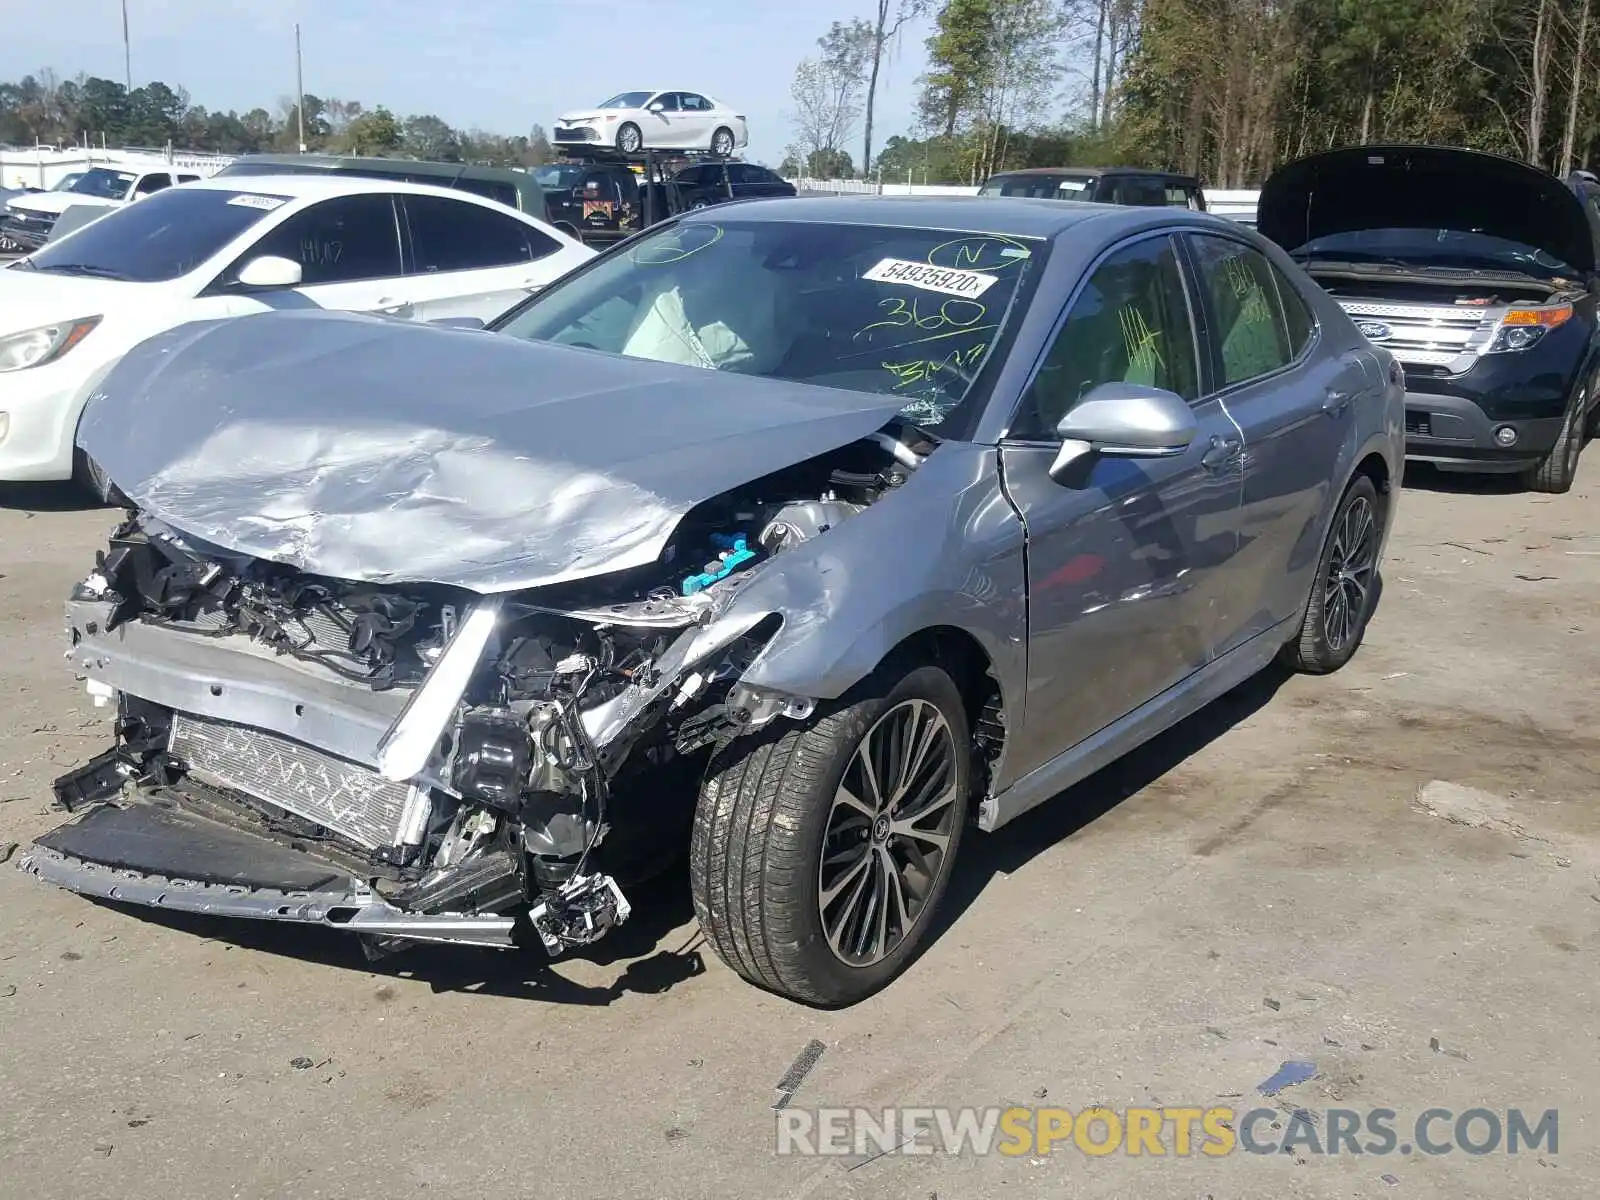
[0,165,199,252]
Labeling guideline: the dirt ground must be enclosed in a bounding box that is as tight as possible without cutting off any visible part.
[0,461,1596,1200]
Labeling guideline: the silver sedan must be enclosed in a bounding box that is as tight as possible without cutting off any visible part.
[24,196,1404,1007]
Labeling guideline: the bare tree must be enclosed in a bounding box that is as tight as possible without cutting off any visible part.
[862,0,927,177]
[1526,0,1555,167]
[1560,0,1592,175]
[787,22,873,176]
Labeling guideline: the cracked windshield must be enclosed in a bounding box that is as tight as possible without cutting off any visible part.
[496,219,1042,427]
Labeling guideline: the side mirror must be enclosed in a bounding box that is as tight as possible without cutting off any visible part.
[1049,382,1198,480]
[235,255,303,289]
[647,102,666,113]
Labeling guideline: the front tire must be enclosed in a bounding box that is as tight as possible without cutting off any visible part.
[710,127,735,157]
[1280,473,1381,675]
[1522,383,1586,494]
[690,662,970,1007]
[616,123,643,154]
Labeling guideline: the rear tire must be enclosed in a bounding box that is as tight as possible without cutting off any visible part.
[1522,384,1586,494]
[616,123,643,154]
[710,127,735,157]
[1280,474,1381,675]
[690,661,970,1007]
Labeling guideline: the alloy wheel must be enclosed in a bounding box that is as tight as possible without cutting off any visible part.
[1323,494,1377,653]
[818,698,960,967]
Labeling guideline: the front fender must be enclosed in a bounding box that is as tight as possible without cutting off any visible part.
[721,442,1027,714]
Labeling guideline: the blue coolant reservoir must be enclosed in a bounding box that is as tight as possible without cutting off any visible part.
[681,533,757,595]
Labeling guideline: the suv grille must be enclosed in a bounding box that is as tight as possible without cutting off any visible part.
[1338,300,1499,373]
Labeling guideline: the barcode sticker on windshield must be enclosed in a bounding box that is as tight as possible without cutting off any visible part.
[862,258,1000,299]
[227,193,287,210]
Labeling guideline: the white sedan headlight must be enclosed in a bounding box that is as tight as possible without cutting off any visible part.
[0,316,101,372]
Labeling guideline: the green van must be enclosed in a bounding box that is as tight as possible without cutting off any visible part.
[215,153,547,220]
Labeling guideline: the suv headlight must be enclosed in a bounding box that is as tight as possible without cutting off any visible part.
[0,316,101,372]
[1486,303,1573,353]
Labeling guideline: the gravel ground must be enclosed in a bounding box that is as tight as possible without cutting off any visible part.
[0,460,1597,1199]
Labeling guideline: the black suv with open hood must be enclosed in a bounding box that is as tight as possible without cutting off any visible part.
[1259,145,1600,491]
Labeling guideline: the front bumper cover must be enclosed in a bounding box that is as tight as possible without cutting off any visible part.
[15,797,517,949]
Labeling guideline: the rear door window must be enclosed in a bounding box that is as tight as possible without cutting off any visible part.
[403,193,561,272]
[1111,177,1167,206]
[1187,233,1297,386]
[450,176,519,208]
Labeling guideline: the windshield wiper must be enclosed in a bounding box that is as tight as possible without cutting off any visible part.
[35,263,132,280]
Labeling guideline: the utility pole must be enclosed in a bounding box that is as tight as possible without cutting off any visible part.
[121,0,132,92]
[294,23,306,153]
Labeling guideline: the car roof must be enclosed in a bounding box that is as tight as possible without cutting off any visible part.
[676,194,1169,238]
[184,173,528,205]
[987,166,1199,181]
[225,153,526,181]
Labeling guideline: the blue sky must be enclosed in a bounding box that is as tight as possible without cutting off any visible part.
[1,0,935,166]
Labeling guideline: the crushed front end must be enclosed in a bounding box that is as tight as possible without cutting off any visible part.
[18,439,909,958]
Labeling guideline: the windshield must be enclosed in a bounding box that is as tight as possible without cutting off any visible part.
[19,186,289,282]
[65,168,138,200]
[534,164,588,190]
[979,173,1094,200]
[1295,228,1575,276]
[51,172,85,192]
[597,91,653,110]
[494,217,1043,429]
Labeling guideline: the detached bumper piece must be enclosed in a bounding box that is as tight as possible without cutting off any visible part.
[16,797,518,949]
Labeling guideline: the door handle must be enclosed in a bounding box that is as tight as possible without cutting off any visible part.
[1201,434,1242,470]
[1322,388,1353,416]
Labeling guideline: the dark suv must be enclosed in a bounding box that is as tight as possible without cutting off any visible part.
[673,162,796,209]
[978,166,1205,210]
[532,161,683,243]
[1259,145,1600,492]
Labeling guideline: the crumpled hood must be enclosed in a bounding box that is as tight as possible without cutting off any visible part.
[78,308,907,593]
[1258,144,1599,274]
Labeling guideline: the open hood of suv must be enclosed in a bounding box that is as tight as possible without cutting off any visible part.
[1258,145,1599,274]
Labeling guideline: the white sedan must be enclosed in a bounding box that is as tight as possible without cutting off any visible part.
[0,174,594,494]
[553,90,748,156]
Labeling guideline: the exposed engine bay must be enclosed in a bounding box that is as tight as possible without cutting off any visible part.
[25,427,928,957]
[1310,271,1570,307]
